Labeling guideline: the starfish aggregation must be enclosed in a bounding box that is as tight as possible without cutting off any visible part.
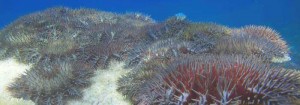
[0,7,299,105]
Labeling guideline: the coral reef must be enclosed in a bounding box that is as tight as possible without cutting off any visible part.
[0,7,298,105]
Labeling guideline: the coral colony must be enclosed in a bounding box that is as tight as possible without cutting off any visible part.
[0,7,299,105]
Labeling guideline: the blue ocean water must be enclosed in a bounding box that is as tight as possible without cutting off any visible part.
[0,0,299,68]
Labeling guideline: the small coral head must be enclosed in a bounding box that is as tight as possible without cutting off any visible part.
[138,56,299,105]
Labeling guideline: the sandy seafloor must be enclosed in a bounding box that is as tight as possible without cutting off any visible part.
[0,59,131,105]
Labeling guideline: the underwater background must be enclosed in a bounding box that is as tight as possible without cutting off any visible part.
[0,0,300,69]
[0,0,300,105]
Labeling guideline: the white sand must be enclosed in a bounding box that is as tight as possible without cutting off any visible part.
[68,61,131,105]
[0,58,34,105]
